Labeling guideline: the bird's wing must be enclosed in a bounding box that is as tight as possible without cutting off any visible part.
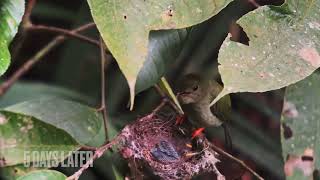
[208,80,232,122]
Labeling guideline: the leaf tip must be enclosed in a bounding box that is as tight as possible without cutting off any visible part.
[128,80,136,111]
[210,89,229,107]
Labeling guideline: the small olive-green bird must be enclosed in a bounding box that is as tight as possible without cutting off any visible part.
[177,74,232,147]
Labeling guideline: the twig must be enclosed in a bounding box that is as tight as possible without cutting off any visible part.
[28,25,101,48]
[99,37,109,140]
[67,137,120,180]
[0,23,96,96]
[22,0,36,27]
[153,99,168,115]
[11,0,36,60]
[154,85,183,115]
[209,143,264,180]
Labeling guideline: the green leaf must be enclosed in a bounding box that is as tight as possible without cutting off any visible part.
[1,164,40,180]
[0,111,79,166]
[135,29,188,94]
[4,97,105,146]
[0,0,25,76]
[112,165,123,180]
[87,0,232,109]
[17,170,66,180]
[211,0,320,105]
[0,81,92,108]
[281,72,320,179]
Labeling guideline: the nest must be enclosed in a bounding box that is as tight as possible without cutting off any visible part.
[118,108,225,180]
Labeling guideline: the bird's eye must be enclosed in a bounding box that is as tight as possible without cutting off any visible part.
[192,85,199,91]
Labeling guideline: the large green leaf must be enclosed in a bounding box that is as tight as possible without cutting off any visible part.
[17,170,66,180]
[87,0,232,109]
[0,0,25,75]
[211,0,320,105]
[281,72,320,179]
[1,164,39,180]
[4,98,105,146]
[0,81,92,108]
[0,111,78,166]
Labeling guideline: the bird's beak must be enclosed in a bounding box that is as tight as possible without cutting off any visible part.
[176,91,190,97]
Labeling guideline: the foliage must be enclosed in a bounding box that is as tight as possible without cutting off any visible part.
[0,0,320,179]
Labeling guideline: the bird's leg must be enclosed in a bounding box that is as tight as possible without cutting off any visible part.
[184,144,209,157]
[222,123,233,151]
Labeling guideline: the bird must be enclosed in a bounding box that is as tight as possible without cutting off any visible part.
[176,73,232,149]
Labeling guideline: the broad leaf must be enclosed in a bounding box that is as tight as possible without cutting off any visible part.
[0,111,78,166]
[281,72,320,179]
[87,0,232,109]
[0,164,39,180]
[211,0,320,105]
[4,98,104,146]
[17,170,66,180]
[0,0,25,75]
[0,81,92,108]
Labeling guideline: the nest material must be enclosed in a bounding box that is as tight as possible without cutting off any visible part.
[118,110,225,180]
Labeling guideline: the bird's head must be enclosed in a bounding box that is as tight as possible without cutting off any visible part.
[177,74,206,104]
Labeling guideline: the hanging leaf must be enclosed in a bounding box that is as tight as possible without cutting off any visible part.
[211,0,320,105]
[0,0,25,75]
[281,72,320,179]
[87,0,233,109]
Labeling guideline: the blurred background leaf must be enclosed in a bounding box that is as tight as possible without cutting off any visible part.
[4,98,104,146]
[0,111,79,166]
[1,165,40,180]
[17,170,66,180]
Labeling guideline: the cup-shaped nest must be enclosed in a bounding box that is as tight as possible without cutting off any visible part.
[119,110,225,180]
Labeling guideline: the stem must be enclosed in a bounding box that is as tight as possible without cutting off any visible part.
[22,0,36,27]
[209,143,264,180]
[28,25,102,48]
[0,23,96,96]
[99,37,109,141]
[67,137,119,180]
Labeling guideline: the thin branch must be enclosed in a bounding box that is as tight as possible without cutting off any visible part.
[209,143,264,180]
[0,23,96,96]
[149,98,169,117]
[67,137,119,180]
[22,0,36,27]
[99,37,109,141]
[11,0,37,60]
[28,25,102,48]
